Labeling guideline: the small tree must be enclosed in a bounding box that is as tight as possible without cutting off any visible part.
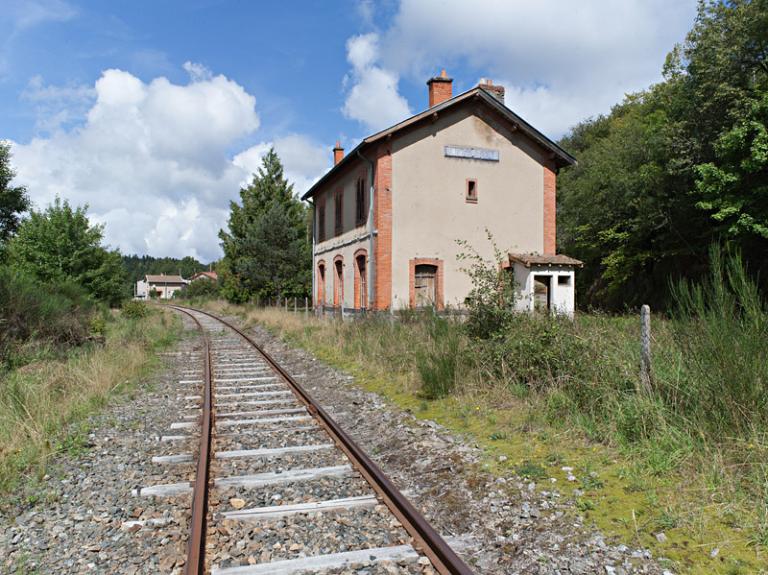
[456,231,517,339]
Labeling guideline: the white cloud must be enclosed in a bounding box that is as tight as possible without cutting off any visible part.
[4,0,76,31]
[376,0,697,138]
[10,66,325,261]
[234,134,329,197]
[21,75,95,133]
[342,33,411,133]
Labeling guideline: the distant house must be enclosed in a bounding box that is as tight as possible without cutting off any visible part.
[189,271,218,282]
[303,70,582,316]
[135,274,188,300]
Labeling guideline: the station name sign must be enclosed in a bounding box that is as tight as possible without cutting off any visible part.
[444,145,499,162]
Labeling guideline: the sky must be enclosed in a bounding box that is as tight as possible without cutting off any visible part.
[1,0,698,262]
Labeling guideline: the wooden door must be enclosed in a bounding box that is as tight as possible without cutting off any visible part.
[414,264,437,308]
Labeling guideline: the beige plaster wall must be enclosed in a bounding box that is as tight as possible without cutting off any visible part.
[390,104,546,308]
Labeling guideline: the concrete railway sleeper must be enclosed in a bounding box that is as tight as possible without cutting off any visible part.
[131,305,474,574]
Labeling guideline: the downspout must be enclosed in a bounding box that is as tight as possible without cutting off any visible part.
[356,149,376,310]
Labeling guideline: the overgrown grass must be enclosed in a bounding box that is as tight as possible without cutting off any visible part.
[0,306,180,495]
[200,273,768,573]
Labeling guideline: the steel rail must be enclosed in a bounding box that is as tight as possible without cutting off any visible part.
[169,306,213,575]
[173,305,474,575]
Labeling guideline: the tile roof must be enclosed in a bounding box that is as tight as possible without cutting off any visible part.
[302,86,577,201]
[508,253,584,268]
[145,274,186,284]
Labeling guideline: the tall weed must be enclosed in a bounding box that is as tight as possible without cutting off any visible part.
[670,246,768,436]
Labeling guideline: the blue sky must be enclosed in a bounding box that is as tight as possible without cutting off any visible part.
[1,0,698,261]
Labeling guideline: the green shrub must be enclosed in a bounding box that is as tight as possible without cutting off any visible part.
[0,267,95,367]
[121,300,149,319]
[175,278,220,300]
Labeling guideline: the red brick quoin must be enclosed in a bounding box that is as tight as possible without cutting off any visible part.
[543,163,557,255]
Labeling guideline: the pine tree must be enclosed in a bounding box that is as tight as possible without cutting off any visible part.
[219,148,311,303]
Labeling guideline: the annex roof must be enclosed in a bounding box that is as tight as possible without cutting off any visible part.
[302,86,577,201]
[508,253,584,268]
[145,274,186,284]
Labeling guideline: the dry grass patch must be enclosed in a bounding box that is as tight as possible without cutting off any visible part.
[0,308,180,494]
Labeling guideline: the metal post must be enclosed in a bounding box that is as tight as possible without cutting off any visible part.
[640,304,652,394]
[285,297,288,312]
[305,296,308,318]
[294,297,297,313]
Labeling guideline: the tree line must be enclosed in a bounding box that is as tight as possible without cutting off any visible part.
[557,0,768,310]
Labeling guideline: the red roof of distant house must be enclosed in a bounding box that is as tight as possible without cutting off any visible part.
[190,271,218,281]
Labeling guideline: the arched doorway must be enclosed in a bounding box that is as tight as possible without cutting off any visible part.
[333,257,343,308]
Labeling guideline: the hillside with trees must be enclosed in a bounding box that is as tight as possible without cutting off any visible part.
[558,0,768,310]
[122,254,211,294]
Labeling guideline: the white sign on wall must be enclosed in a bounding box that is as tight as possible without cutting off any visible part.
[444,145,500,162]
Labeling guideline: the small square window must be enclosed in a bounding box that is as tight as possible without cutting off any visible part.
[558,275,570,286]
[466,179,478,203]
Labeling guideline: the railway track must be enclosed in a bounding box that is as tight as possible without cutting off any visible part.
[134,305,473,575]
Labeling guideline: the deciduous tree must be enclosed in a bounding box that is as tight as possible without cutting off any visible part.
[8,197,126,306]
[0,141,30,259]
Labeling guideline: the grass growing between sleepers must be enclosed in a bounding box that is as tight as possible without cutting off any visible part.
[201,291,767,575]
[0,306,181,498]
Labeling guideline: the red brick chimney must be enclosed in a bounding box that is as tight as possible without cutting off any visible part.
[427,69,453,107]
[333,141,344,165]
[479,78,505,104]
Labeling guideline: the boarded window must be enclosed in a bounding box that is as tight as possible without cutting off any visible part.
[414,264,437,308]
[355,178,367,227]
[466,179,478,203]
[334,191,343,236]
[356,255,367,309]
[318,202,326,242]
[317,264,326,305]
[334,260,343,307]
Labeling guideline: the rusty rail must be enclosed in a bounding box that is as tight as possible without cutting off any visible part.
[174,305,474,575]
[170,306,213,575]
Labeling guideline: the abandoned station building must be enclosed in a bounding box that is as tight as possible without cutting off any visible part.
[303,71,582,315]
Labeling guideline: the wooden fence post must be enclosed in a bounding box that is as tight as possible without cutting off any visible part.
[640,304,652,394]
[305,296,308,318]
